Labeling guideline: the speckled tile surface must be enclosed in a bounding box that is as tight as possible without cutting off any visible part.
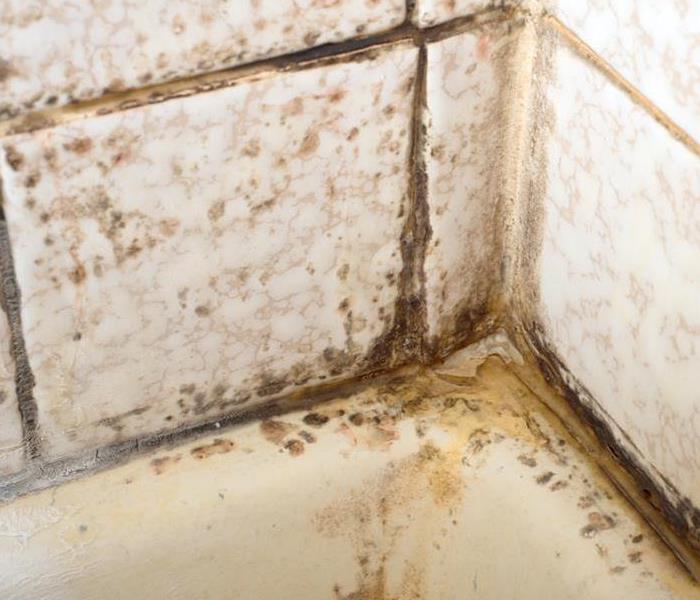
[534,40,700,512]
[552,0,700,142]
[0,359,695,599]
[423,24,515,352]
[412,0,496,27]
[0,0,406,119]
[0,298,23,475]
[0,43,418,458]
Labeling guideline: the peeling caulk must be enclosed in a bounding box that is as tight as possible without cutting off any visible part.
[434,331,524,379]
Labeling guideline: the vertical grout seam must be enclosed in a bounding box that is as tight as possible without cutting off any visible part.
[0,202,40,460]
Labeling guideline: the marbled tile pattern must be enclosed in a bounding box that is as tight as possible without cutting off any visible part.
[0,308,23,475]
[537,42,700,508]
[553,0,700,141]
[0,44,418,458]
[412,0,495,27]
[0,0,406,118]
[423,27,509,350]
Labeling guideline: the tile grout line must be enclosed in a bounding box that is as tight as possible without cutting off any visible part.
[543,13,700,157]
[0,210,40,461]
[0,8,512,138]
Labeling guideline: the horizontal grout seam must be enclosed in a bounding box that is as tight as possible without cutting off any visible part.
[0,7,513,138]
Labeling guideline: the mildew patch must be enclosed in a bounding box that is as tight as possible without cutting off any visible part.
[150,454,181,475]
[190,438,235,460]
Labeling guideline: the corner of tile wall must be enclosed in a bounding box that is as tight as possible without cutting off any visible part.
[503,8,700,554]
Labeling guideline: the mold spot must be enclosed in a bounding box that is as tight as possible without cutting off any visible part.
[517,454,537,468]
[0,58,15,82]
[303,412,329,427]
[628,551,642,564]
[180,383,196,395]
[260,419,295,445]
[63,137,93,154]
[68,264,87,285]
[96,406,149,432]
[349,412,365,426]
[337,263,350,281]
[72,332,82,341]
[208,200,226,222]
[298,129,320,157]
[256,373,288,397]
[191,438,235,460]
[631,534,643,544]
[303,31,321,46]
[581,512,616,538]
[284,439,305,456]
[195,305,210,317]
[4,145,24,171]
[536,471,555,485]
[150,454,181,475]
[24,172,40,188]
[550,480,568,491]
[299,430,316,444]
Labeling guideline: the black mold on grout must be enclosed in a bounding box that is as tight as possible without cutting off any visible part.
[0,7,513,137]
[522,319,700,562]
[0,216,40,460]
[0,364,419,503]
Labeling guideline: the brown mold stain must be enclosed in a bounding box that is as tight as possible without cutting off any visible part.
[260,419,295,446]
[284,439,305,456]
[150,454,181,475]
[3,144,24,171]
[191,438,235,459]
[63,137,93,154]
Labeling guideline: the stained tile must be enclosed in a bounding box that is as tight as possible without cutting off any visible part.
[0,291,23,475]
[423,24,517,352]
[0,0,406,118]
[0,44,418,458]
[535,41,700,510]
[553,0,700,141]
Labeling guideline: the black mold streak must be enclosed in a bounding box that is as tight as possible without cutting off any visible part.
[366,43,430,370]
[525,319,700,553]
[0,219,39,459]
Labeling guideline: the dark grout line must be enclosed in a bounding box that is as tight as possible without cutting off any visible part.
[0,363,421,503]
[0,215,40,460]
[0,7,511,137]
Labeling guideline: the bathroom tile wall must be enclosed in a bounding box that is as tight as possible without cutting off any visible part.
[530,38,700,523]
[0,0,406,119]
[412,0,700,141]
[0,43,418,458]
[422,23,516,353]
[553,0,700,141]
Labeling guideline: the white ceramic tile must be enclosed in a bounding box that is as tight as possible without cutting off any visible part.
[0,0,406,118]
[0,304,23,475]
[537,42,700,509]
[0,44,418,458]
[0,360,693,599]
[412,0,494,27]
[552,0,700,141]
[423,26,512,351]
